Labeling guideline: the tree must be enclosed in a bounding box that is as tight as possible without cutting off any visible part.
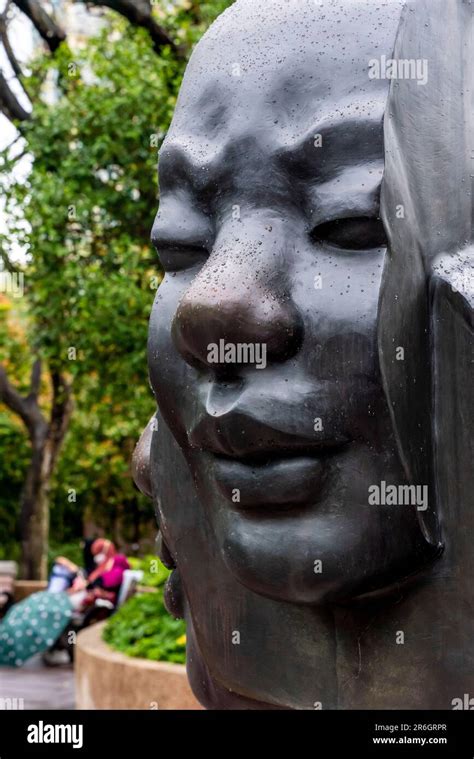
[0,361,72,579]
[0,1,233,578]
[0,0,179,123]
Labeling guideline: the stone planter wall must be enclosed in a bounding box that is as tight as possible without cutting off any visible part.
[75,622,203,710]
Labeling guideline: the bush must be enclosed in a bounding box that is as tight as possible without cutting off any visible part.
[127,554,171,588]
[103,588,186,664]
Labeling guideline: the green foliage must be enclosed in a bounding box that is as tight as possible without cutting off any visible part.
[0,406,29,563]
[103,589,186,663]
[0,1,234,556]
[128,554,171,588]
[47,540,84,573]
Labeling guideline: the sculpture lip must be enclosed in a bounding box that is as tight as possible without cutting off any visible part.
[189,418,348,510]
[210,445,343,465]
[211,452,331,510]
[187,413,350,461]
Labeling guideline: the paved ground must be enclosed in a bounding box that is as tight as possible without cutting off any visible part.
[0,655,75,710]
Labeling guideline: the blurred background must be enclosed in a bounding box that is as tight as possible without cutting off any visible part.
[0,0,232,577]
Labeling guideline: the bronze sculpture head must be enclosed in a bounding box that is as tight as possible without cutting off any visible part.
[134,0,473,709]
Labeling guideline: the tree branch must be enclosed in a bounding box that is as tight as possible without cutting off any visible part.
[28,357,42,400]
[0,363,36,429]
[84,0,178,54]
[12,0,66,53]
[0,69,29,121]
[47,370,73,472]
[0,16,23,80]
[3,131,22,152]
[0,249,21,274]
[50,371,73,434]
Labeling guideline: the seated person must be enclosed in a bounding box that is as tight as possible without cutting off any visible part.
[47,538,96,593]
[70,539,130,610]
[0,539,129,667]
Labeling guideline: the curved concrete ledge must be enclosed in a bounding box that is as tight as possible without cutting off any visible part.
[75,621,202,710]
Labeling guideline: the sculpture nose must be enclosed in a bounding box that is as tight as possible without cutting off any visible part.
[172,235,302,372]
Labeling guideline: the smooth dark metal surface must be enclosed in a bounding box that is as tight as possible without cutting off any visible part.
[134,0,473,708]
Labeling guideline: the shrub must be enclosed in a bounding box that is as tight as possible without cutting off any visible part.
[103,589,186,664]
[127,554,171,588]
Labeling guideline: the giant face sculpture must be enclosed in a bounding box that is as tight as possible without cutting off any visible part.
[135,0,473,709]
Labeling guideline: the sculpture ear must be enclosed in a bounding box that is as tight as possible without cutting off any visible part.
[132,415,156,499]
[430,248,474,568]
[379,0,472,550]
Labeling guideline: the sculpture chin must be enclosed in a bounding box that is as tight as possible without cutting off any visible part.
[220,522,439,606]
[188,440,439,607]
[221,536,354,605]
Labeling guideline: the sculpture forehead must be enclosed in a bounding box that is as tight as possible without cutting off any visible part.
[164,0,405,157]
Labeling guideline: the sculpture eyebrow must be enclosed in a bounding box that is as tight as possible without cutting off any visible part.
[159,112,385,196]
[276,115,385,184]
[158,145,223,198]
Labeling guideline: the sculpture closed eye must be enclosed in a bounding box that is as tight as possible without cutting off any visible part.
[310,216,388,251]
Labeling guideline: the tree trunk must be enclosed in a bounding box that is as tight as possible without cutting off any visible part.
[0,363,73,580]
[19,425,49,580]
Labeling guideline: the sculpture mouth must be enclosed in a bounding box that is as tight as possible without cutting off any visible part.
[187,410,349,510]
[188,410,349,459]
[209,448,342,511]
